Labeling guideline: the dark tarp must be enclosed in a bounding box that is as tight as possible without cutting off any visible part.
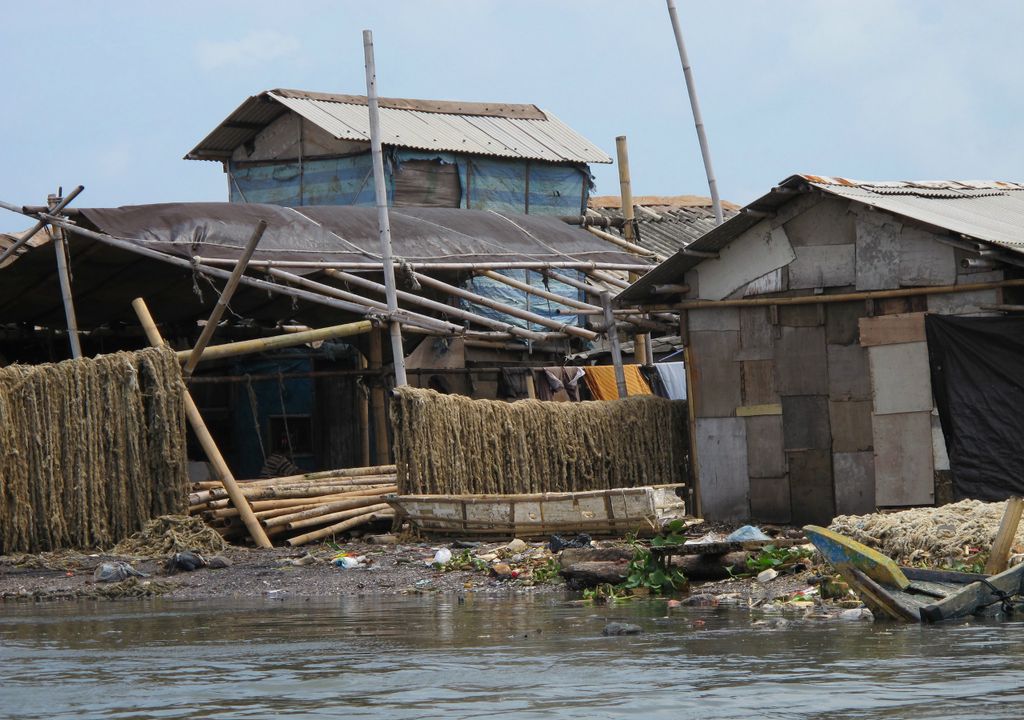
[926,314,1024,501]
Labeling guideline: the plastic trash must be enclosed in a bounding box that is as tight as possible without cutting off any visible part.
[725,525,772,542]
[431,548,452,566]
[164,551,207,574]
[548,533,592,552]
[93,561,148,583]
[333,556,363,569]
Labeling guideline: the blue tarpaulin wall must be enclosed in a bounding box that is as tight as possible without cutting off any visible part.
[462,270,585,334]
[229,150,590,215]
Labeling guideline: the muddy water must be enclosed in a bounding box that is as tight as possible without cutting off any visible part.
[2,596,1023,719]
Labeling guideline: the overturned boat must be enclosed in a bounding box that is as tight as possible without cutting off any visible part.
[805,525,1024,623]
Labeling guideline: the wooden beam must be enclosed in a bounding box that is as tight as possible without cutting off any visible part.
[985,497,1024,575]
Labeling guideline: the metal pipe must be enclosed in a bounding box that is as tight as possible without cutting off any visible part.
[666,0,724,225]
[183,220,267,377]
[363,29,407,387]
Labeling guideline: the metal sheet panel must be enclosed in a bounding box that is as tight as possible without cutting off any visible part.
[898,225,957,286]
[695,418,749,521]
[695,223,796,301]
[833,451,875,516]
[855,213,900,290]
[868,342,933,415]
[872,411,935,506]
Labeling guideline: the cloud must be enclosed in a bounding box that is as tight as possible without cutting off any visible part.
[195,30,300,71]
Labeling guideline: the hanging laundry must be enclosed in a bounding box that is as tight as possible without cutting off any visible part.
[654,362,687,400]
[582,365,653,400]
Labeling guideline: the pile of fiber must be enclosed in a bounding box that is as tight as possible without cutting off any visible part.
[830,499,1024,568]
[113,515,226,558]
[0,347,188,554]
[391,387,688,495]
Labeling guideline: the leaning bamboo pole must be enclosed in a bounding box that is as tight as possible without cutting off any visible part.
[287,509,395,547]
[286,503,391,532]
[263,495,394,528]
[177,320,374,365]
[478,269,601,312]
[132,297,272,549]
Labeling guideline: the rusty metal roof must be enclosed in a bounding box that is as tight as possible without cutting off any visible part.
[618,174,1024,305]
[187,89,611,165]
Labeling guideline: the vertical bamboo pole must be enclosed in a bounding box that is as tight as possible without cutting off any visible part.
[132,297,273,548]
[985,497,1024,575]
[182,220,268,377]
[369,328,389,465]
[616,135,648,366]
[358,353,371,467]
[601,291,628,398]
[49,192,82,359]
[0,185,83,265]
[362,29,407,387]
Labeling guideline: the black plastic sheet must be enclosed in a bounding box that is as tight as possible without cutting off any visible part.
[926,314,1024,500]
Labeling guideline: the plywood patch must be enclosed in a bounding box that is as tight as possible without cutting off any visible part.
[741,359,778,406]
[872,411,935,506]
[788,449,835,525]
[781,395,831,450]
[868,342,932,415]
[858,313,925,347]
[827,343,870,401]
[782,197,855,247]
[737,306,774,361]
[927,289,1001,316]
[833,451,875,515]
[829,400,873,452]
[690,330,741,418]
[778,304,822,328]
[746,415,785,478]
[689,306,740,332]
[696,222,796,301]
[695,418,750,521]
[899,225,956,287]
[788,244,856,290]
[826,301,866,346]
[774,326,828,395]
[750,477,791,524]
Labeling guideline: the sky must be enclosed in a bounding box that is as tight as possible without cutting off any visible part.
[1,0,1022,232]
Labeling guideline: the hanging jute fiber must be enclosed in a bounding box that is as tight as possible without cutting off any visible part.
[830,499,1024,568]
[391,387,688,495]
[0,347,188,554]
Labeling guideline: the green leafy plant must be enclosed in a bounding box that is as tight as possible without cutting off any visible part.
[532,557,562,584]
[582,583,630,603]
[650,519,689,548]
[622,545,688,595]
[745,544,814,574]
[440,549,488,572]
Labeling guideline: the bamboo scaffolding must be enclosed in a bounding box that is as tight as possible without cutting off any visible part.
[0,185,82,265]
[478,269,600,312]
[176,320,375,365]
[195,258,656,272]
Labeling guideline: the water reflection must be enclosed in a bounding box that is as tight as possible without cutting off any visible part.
[1,596,1023,719]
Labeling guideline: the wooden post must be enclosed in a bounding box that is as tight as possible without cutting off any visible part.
[49,193,82,359]
[616,135,649,367]
[183,220,268,377]
[132,297,273,549]
[363,29,408,387]
[985,497,1024,575]
[601,291,628,398]
[368,328,389,466]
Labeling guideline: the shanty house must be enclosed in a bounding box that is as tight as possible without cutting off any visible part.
[619,175,1024,524]
[186,89,610,216]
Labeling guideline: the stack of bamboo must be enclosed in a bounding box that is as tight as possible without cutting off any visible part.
[188,464,397,547]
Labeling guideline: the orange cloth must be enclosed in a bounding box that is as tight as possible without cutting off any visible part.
[582,365,652,400]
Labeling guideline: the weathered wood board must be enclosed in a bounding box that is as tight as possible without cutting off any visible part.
[736,403,782,417]
[858,313,925,347]
[898,226,956,287]
[749,476,792,524]
[855,213,901,291]
[741,359,778,406]
[826,301,865,346]
[689,306,740,332]
[868,342,933,415]
[781,395,831,450]
[781,197,855,246]
[926,289,1001,316]
[788,448,835,525]
[788,244,856,289]
[827,343,871,401]
[833,451,876,516]
[872,411,935,507]
[829,400,874,452]
[774,326,828,395]
[746,414,786,478]
[743,267,785,297]
[689,330,741,418]
[737,306,775,360]
[696,222,796,301]
[778,303,823,328]
[695,417,750,521]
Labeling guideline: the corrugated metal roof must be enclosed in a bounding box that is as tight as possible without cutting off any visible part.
[617,174,1024,305]
[587,196,740,259]
[187,89,611,164]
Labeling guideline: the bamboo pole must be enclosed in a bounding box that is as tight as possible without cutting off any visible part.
[543,269,611,298]
[321,269,551,342]
[198,482,396,505]
[645,278,1024,312]
[601,291,628,398]
[616,135,650,367]
[175,320,375,364]
[588,269,631,289]
[585,225,664,262]
[132,297,273,548]
[286,503,391,531]
[415,272,599,340]
[369,328,390,466]
[183,220,268,377]
[195,257,656,272]
[0,185,82,265]
[478,269,601,312]
[363,29,408,387]
[359,353,371,467]
[287,509,395,546]
[262,494,394,527]
[51,221,82,358]
[985,497,1024,575]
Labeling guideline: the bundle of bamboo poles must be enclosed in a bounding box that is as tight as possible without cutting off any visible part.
[188,464,397,547]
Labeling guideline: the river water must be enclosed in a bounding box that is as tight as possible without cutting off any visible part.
[2,595,1023,719]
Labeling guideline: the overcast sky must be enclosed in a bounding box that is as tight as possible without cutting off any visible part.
[1,1,1021,231]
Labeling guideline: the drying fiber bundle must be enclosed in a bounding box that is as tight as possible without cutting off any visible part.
[0,347,188,554]
[830,499,1024,568]
[391,387,688,495]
